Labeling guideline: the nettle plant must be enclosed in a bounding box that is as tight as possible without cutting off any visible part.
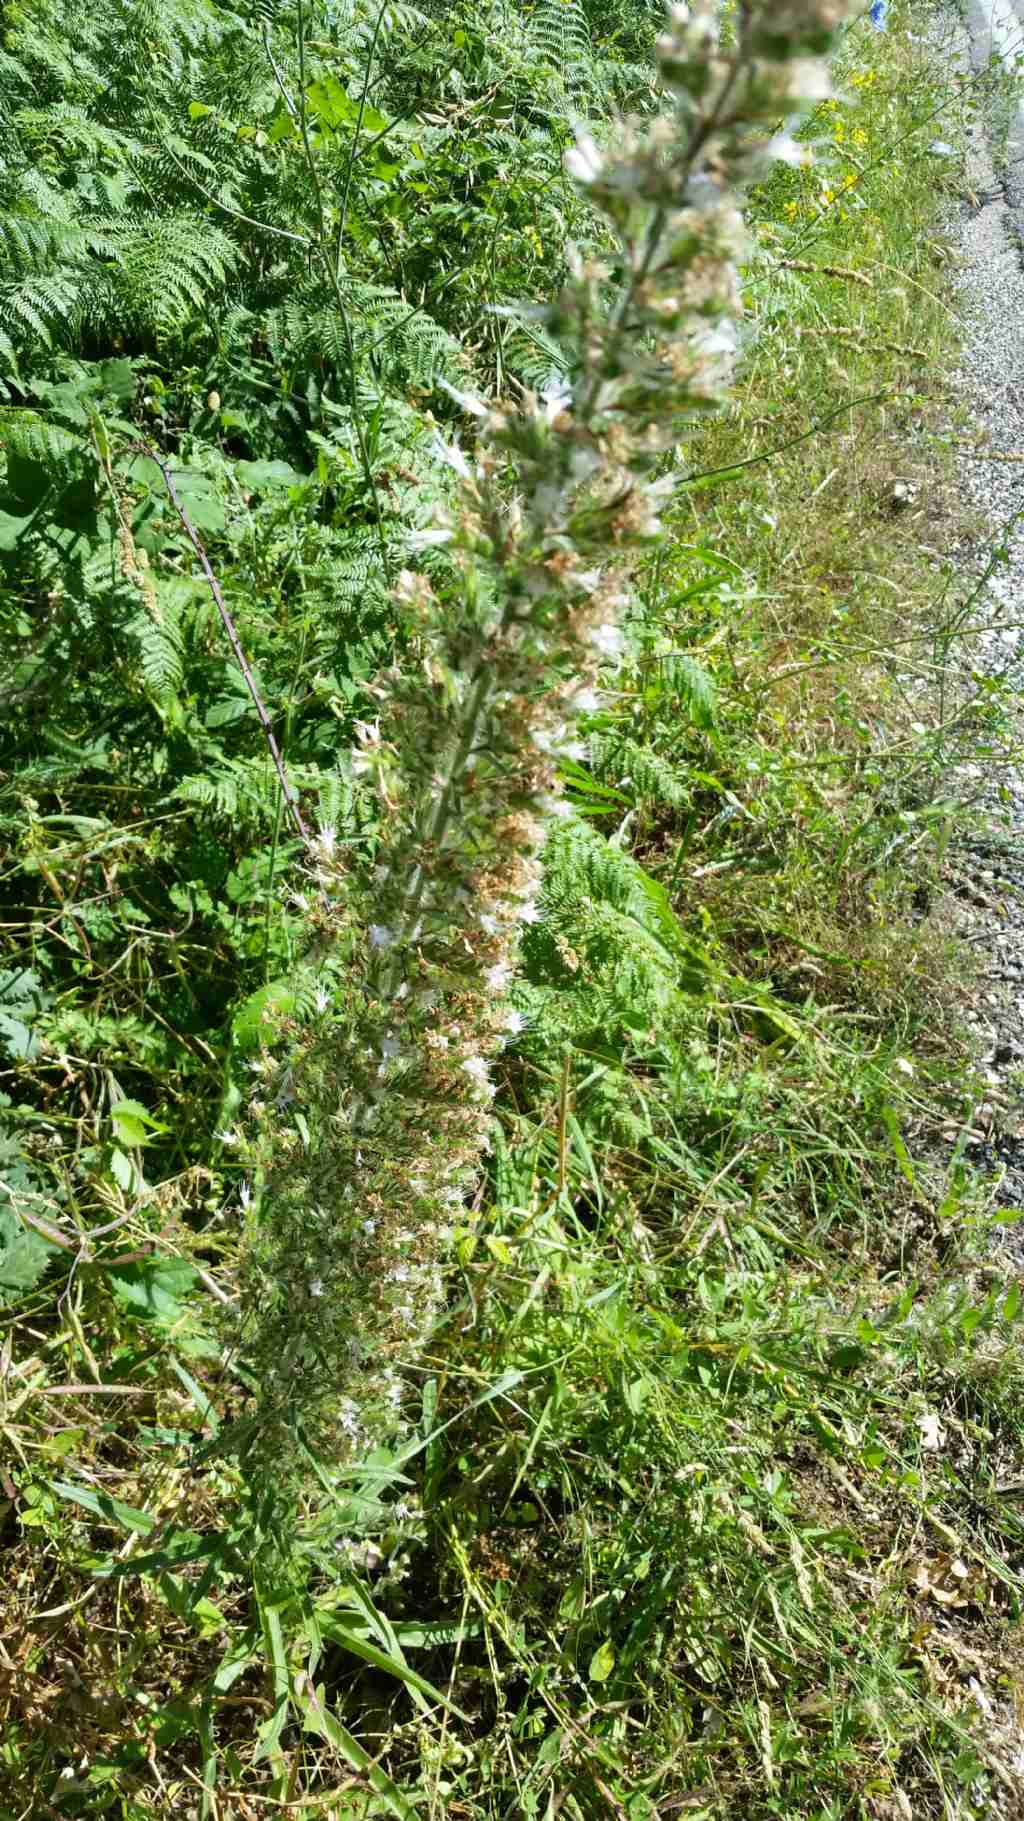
[235,0,852,1454]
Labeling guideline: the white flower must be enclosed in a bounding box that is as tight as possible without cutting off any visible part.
[787,58,832,102]
[565,133,603,185]
[239,1180,252,1210]
[369,923,395,950]
[314,984,331,1014]
[503,1009,525,1036]
[538,793,573,820]
[316,822,337,858]
[437,377,488,418]
[215,1129,240,1146]
[518,899,541,925]
[693,319,738,359]
[432,433,472,480]
[363,1218,377,1236]
[310,1278,324,1297]
[572,686,600,714]
[531,723,568,755]
[380,1035,404,1062]
[586,621,624,659]
[461,1054,492,1094]
[407,526,453,551]
[766,132,802,167]
[541,378,573,423]
[484,964,512,991]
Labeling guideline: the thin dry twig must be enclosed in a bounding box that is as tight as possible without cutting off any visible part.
[135,445,311,845]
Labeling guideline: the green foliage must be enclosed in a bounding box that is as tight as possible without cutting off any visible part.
[0,1205,53,1305]
[0,967,49,1062]
[0,1130,57,1307]
[3,2,1022,1819]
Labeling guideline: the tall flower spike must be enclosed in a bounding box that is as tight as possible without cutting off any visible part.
[234,0,854,1459]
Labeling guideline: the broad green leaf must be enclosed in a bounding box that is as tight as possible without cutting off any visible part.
[0,509,32,550]
[305,75,388,136]
[0,967,49,1061]
[51,1479,156,1535]
[105,1256,198,1328]
[316,1615,469,1719]
[294,1680,417,1821]
[235,459,303,490]
[110,1099,166,1147]
[253,1596,290,1768]
[96,357,137,400]
[588,1639,616,1683]
[306,75,355,129]
[232,980,297,1053]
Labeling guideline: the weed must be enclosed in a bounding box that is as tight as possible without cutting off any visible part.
[3,3,1024,1819]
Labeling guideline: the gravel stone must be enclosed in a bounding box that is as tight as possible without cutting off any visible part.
[933,7,1024,1228]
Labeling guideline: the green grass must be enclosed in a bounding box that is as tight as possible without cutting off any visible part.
[5,5,1024,1818]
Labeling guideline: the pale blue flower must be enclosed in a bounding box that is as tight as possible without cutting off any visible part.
[869,0,887,27]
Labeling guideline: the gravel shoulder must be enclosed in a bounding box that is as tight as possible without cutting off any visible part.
[922,2,1024,1221]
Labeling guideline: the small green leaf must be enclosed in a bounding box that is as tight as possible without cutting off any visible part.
[588,1639,616,1684]
[109,1147,136,1191]
[110,1112,149,1147]
[110,1098,166,1148]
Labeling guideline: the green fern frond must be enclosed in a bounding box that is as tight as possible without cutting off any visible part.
[590,735,692,813]
[501,319,571,391]
[126,574,186,705]
[115,215,237,335]
[527,0,592,74]
[4,276,78,347]
[0,407,83,470]
[14,103,143,163]
[655,652,718,728]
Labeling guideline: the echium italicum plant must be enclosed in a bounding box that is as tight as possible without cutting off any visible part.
[233,0,851,1460]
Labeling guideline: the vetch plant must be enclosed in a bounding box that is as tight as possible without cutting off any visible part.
[235,0,855,1456]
